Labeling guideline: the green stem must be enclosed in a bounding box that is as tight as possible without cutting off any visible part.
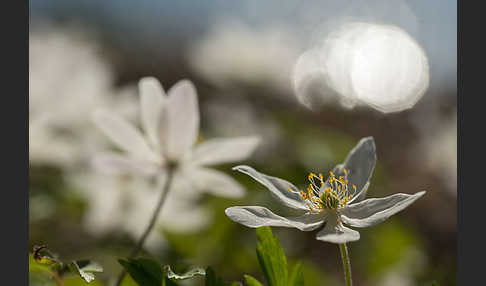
[115,167,175,286]
[339,243,353,286]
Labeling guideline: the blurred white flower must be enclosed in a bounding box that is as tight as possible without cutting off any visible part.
[226,137,425,244]
[293,22,429,113]
[187,20,301,93]
[91,77,260,249]
[93,77,261,198]
[29,23,138,168]
[72,172,210,251]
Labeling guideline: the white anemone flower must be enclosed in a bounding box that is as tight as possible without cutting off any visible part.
[225,137,425,244]
[93,77,260,199]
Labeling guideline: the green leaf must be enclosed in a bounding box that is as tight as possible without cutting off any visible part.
[119,258,163,286]
[164,265,206,280]
[255,227,288,286]
[243,275,263,286]
[69,260,103,283]
[29,253,55,276]
[288,262,304,286]
[30,246,104,285]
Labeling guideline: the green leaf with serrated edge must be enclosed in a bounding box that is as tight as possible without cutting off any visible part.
[255,227,288,286]
[288,262,305,286]
[70,260,103,283]
[164,265,206,280]
[119,258,162,286]
[243,275,263,286]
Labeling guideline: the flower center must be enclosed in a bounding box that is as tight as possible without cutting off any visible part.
[291,169,357,213]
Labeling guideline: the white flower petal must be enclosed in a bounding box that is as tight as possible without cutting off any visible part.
[166,80,200,160]
[225,206,325,231]
[327,137,376,199]
[93,110,157,161]
[139,77,167,148]
[92,152,160,176]
[233,165,308,211]
[190,167,246,198]
[340,191,426,227]
[189,136,260,166]
[348,181,369,204]
[316,215,360,244]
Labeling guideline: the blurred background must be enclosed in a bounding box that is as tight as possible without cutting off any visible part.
[29,0,456,286]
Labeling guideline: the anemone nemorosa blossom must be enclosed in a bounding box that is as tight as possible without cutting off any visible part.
[225,137,425,243]
[93,77,260,198]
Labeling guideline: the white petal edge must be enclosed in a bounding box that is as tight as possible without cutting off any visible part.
[92,152,160,176]
[316,218,360,244]
[348,181,370,204]
[233,165,308,211]
[166,79,200,160]
[189,136,261,166]
[328,137,376,199]
[225,206,325,231]
[139,77,166,148]
[93,110,158,162]
[189,167,246,198]
[340,191,426,228]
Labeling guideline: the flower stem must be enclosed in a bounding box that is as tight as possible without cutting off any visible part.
[339,243,353,286]
[115,167,175,286]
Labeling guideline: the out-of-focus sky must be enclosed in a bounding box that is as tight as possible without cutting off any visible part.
[30,0,456,95]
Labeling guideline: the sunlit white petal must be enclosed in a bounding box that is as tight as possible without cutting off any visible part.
[316,214,360,244]
[348,181,370,204]
[326,137,376,198]
[225,206,325,231]
[233,165,307,211]
[340,191,426,227]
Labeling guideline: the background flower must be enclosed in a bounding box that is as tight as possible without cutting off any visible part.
[93,77,261,199]
[29,22,138,169]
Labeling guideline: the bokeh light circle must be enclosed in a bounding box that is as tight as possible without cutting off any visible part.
[293,22,429,113]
